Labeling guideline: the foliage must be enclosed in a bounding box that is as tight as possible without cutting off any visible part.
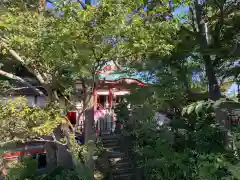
[4,159,92,180]
[124,0,240,101]
[0,0,239,179]
[0,80,10,95]
[4,156,38,180]
[38,167,92,180]
[0,0,180,103]
[0,97,93,178]
[3,134,102,180]
[2,127,94,180]
[0,0,180,177]
[116,90,240,180]
[0,97,63,146]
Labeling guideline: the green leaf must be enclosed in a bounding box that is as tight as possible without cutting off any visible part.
[195,101,205,115]
[1,48,7,55]
[182,107,187,116]
[187,104,195,115]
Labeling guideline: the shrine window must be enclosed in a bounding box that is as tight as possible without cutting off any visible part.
[37,153,47,169]
[31,153,47,169]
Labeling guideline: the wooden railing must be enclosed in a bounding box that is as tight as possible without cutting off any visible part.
[95,103,116,136]
[68,104,116,139]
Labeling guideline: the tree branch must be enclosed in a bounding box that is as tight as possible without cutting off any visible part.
[1,40,46,84]
[0,69,45,96]
[189,7,197,33]
[33,138,68,146]
[77,0,87,10]
[0,137,67,147]
[0,139,18,147]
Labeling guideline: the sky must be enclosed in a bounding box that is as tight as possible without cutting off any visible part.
[173,5,189,17]
[46,1,238,97]
[227,83,238,96]
[46,1,55,8]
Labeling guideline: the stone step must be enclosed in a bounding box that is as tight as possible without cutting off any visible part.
[111,161,132,169]
[102,139,118,143]
[101,134,119,140]
[112,167,134,175]
[102,141,119,146]
[101,137,117,141]
[101,134,136,180]
[102,139,119,144]
[109,156,129,162]
[103,141,119,148]
[107,151,125,158]
[113,172,136,180]
[102,136,118,139]
[105,146,121,152]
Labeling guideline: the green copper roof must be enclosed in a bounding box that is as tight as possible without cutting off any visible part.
[96,61,154,84]
[98,72,149,84]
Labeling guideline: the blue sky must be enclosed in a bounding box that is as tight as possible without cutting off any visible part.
[227,83,238,96]
[46,1,55,8]
[173,5,189,17]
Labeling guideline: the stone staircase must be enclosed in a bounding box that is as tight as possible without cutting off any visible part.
[101,134,136,180]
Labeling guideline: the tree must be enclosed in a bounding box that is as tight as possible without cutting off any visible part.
[181,0,240,100]
[0,0,180,174]
[0,0,182,104]
[124,0,240,102]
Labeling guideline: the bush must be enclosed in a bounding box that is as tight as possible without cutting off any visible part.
[4,158,92,180]
[4,157,38,180]
[118,100,240,180]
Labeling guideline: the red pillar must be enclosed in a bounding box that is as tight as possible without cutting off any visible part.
[108,88,113,108]
[93,87,97,110]
[108,88,115,132]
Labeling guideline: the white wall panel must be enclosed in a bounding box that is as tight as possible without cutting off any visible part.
[37,96,46,107]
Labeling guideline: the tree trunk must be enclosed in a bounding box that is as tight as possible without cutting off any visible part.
[84,108,95,169]
[203,55,221,100]
[38,0,46,12]
[194,0,221,100]
[81,80,95,172]
[0,69,45,96]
